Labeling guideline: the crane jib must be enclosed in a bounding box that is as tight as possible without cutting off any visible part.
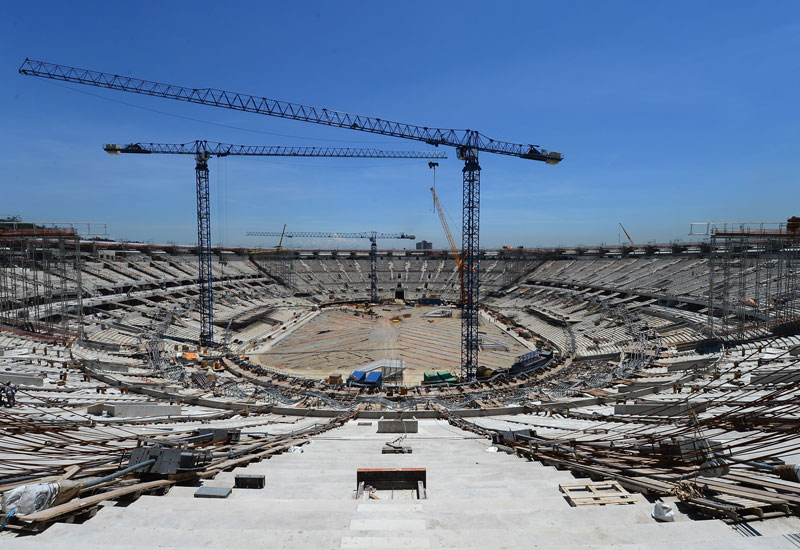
[103,141,447,159]
[20,59,561,163]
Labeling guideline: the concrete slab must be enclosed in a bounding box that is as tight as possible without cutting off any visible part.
[349,519,427,531]
[194,487,232,499]
[377,419,418,433]
[614,401,708,416]
[0,373,43,386]
[87,402,182,417]
[341,536,431,549]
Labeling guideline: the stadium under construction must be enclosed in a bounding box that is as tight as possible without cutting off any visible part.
[2,58,800,549]
[1,217,800,548]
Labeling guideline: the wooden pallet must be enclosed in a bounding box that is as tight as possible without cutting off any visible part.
[559,481,636,507]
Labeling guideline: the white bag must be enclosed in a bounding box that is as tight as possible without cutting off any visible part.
[652,500,675,522]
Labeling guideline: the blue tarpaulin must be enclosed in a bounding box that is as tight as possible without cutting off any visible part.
[349,370,366,382]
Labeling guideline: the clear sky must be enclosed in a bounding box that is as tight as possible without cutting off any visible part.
[2,1,799,249]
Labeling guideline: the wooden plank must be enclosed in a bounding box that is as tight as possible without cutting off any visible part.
[356,481,365,500]
[0,464,83,493]
[559,481,635,507]
[571,497,635,506]
[17,479,173,523]
[692,478,792,506]
[56,465,80,481]
[199,438,306,475]
[725,472,800,497]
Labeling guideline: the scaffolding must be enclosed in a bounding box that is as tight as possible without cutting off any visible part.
[502,248,525,286]
[0,225,83,338]
[250,249,296,289]
[691,220,800,341]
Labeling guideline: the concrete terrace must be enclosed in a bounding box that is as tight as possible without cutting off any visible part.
[8,419,796,550]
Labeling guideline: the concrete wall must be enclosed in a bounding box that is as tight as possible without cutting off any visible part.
[614,401,708,416]
[377,419,418,433]
[0,373,44,386]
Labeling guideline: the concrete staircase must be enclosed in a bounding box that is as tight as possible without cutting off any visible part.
[3,420,796,549]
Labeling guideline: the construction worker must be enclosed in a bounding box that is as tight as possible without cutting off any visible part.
[4,384,16,407]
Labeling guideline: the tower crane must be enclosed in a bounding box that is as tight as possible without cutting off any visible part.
[245,231,415,303]
[20,59,562,380]
[104,140,446,347]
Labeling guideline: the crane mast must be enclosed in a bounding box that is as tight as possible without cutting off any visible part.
[195,151,213,346]
[246,230,415,303]
[22,59,562,380]
[105,141,443,347]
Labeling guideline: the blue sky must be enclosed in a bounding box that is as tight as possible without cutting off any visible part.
[2,1,799,249]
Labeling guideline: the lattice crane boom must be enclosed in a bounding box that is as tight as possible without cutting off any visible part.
[430,187,465,305]
[277,224,287,250]
[430,189,459,259]
[104,141,446,159]
[619,223,635,246]
[247,231,414,240]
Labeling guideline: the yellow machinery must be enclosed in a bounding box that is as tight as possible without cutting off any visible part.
[430,185,465,305]
[619,223,635,246]
[250,223,287,257]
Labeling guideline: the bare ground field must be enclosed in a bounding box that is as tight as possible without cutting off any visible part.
[251,306,528,385]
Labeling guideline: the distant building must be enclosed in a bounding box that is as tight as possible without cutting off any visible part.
[416,240,432,250]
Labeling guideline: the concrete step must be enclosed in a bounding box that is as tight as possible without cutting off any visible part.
[76,499,718,540]
[19,522,746,549]
[109,494,656,523]
[6,533,798,550]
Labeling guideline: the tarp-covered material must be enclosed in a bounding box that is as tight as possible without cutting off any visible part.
[2,482,58,515]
